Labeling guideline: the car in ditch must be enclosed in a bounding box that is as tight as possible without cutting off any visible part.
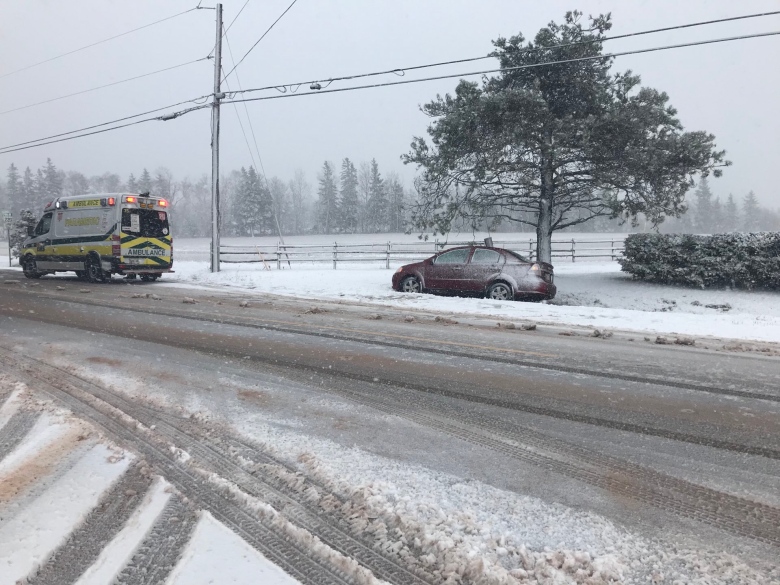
[391,245,556,301]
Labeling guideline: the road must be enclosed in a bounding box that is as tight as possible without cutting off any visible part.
[1,269,780,583]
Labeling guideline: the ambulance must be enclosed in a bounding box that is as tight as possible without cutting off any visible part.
[20,193,173,282]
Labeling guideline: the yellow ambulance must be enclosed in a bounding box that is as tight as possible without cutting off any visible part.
[20,193,173,282]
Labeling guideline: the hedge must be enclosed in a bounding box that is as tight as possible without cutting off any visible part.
[618,232,780,290]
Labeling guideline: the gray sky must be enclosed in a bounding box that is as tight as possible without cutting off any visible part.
[1,0,778,206]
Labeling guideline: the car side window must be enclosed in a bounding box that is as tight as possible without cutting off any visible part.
[470,249,502,265]
[434,248,470,264]
[35,213,52,236]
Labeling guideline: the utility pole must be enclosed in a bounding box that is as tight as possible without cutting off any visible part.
[210,3,223,273]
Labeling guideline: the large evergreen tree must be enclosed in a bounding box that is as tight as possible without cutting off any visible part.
[6,164,22,216]
[742,191,761,232]
[693,178,713,233]
[138,168,152,193]
[316,161,338,234]
[21,167,36,212]
[405,11,728,262]
[127,173,139,193]
[723,193,739,232]
[338,158,359,233]
[365,159,387,232]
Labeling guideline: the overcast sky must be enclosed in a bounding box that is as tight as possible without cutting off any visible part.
[1,0,778,206]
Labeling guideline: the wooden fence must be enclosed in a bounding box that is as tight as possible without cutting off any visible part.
[219,238,624,269]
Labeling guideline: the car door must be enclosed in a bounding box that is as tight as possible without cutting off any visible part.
[424,248,472,291]
[29,213,55,268]
[462,248,504,291]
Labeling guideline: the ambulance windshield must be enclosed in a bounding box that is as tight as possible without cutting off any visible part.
[122,209,169,238]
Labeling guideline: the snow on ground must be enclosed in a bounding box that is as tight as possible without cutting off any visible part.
[163,258,780,343]
[6,231,780,343]
[167,511,303,585]
[73,477,172,585]
[0,426,130,583]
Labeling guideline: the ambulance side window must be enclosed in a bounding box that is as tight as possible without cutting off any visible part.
[35,213,52,236]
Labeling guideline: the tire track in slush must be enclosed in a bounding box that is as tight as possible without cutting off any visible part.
[113,494,198,585]
[321,380,780,548]
[3,350,435,585]
[0,409,40,463]
[0,350,396,585]
[27,464,154,585]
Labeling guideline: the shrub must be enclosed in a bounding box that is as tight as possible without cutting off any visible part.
[619,232,780,289]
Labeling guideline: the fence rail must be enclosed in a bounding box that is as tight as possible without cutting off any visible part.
[219,238,624,269]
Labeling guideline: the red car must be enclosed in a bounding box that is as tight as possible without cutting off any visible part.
[392,245,556,301]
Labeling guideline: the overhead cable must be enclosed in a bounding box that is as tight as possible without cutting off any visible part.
[221,0,299,82]
[226,10,780,99]
[208,0,251,58]
[0,96,211,152]
[222,29,780,106]
[0,6,204,80]
[0,105,208,155]
[0,58,209,116]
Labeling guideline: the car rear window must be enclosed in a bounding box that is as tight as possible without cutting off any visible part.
[471,249,502,264]
[435,248,470,264]
[505,250,530,263]
[122,208,169,238]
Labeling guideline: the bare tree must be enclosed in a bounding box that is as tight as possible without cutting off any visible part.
[288,169,311,235]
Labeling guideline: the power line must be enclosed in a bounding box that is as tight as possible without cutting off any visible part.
[0,104,208,155]
[0,58,209,116]
[0,6,205,80]
[222,29,780,106]
[0,96,211,153]
[225,10,780,99]
[3,24,778,156]
[221,0,299,82]
[208,0,251,58]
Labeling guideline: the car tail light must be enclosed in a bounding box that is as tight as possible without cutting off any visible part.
[530,263,540,272]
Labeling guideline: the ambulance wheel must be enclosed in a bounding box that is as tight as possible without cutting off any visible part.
[75,270,87,280]
[23,256,42,279]
[140,274,159,282]
[85,256,106,283]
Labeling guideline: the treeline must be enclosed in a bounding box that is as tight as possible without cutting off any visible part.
[0,157,413,238]
[660,178,779,234]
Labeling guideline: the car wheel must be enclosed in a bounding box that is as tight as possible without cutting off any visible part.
[85,256,106,283]
[23,256,41,279]
[400,275,422,293]
[487,282,512,301]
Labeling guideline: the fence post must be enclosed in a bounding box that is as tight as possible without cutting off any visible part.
[528,239,533,260]
[611,239,615,260]
[333,242,337,270]
[571,238,576,262]
[276,242,281,270]
[386,241,390,269]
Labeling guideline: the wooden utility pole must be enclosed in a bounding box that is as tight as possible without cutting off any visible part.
[210,3,223,273]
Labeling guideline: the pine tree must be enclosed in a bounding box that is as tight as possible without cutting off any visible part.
[138,168,152,193]
[21,167,36,212]
[245,167,262,236]
[365,159,387,232]
[10,209,37,259]
[338,158,359,233]
[385,175,406,233]
[723,193,739,232]
[6,164,22,216]
[127,173,138,193]
[710,196,724,234]
[742,191,761,232]
[316,161,338,234]
[693,177,713,233]
[41,158,63,205]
